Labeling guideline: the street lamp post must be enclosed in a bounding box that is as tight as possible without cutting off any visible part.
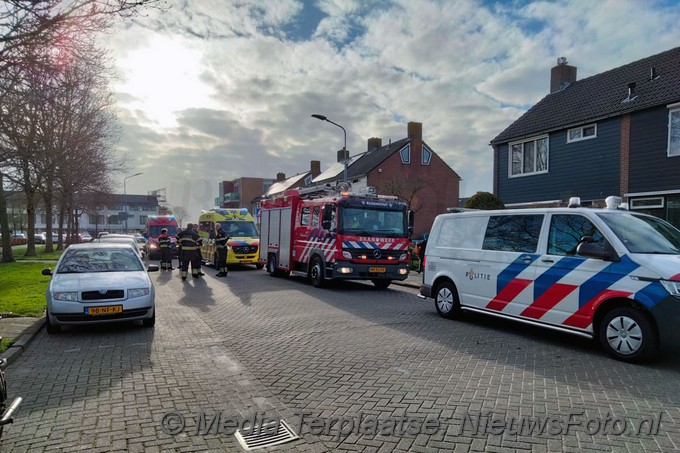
[123,172,143,234]
[311,114,348,185]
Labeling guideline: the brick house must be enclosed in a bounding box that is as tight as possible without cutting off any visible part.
[490,47,680,227]
[313,122,461,236]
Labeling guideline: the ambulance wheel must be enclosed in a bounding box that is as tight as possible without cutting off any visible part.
[434,281,460,319]
[310,256,326,288]
[599,307,659,362]
[256,264,264,269]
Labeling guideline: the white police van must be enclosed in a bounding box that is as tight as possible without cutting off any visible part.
[418,197,680,362]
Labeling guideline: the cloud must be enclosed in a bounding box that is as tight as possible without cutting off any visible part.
[106,0,680,221]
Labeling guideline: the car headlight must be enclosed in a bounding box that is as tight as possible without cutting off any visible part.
[150,244,158,249]
[660,280,680,298]
[54,292,78,302]
[128,288,150,298]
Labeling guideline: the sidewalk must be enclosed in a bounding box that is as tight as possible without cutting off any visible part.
[0,316,44,365]
[393,270,422,289]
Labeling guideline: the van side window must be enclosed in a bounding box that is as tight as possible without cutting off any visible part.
[548,214,605,256]
[438,216,487,248]
[482,215,543,252]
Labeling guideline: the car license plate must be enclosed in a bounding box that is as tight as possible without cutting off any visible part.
[369,267,386,273]
[86,305,123,316]
[239,259,253,263]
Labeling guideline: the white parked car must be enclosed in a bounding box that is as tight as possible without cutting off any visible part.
[42,242,158,333]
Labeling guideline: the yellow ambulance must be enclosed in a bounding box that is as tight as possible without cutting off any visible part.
[197,208,263,269]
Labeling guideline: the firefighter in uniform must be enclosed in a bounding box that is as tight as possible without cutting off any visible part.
[215,223,230,277]
[158,228,174,270]
[177,223,201,280]
[193,223,205,276]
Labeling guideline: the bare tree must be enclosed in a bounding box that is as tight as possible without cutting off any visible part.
[0,1,158,260]
[171,206,189,228]
[378,174,428,212]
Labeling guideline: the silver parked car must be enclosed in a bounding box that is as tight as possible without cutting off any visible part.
[94,234,145,258]
[42,242,159,333]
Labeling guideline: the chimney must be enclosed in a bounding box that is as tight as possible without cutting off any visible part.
[550,57,577,93]
[276,172,286,182]
[310,160,321,178]
[337,149,349,163]
[367,137,382,152]
[407,122,422,140]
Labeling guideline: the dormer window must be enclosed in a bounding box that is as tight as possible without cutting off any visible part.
[422,146,432,165]
[400,144,411,164]
[567,124,597,143]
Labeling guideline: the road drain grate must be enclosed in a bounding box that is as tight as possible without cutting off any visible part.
[235,419,299,450]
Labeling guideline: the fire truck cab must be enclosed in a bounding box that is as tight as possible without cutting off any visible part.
[259,186,414,289]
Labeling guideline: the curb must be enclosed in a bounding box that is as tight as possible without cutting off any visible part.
[1,316,45,366]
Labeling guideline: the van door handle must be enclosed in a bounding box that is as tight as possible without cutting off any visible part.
[522,256,532,263]
[542,258,554,263]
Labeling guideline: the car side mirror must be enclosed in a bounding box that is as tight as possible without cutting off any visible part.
[42,268,53,276]
[147,264,160,272]
[576,237,620,262]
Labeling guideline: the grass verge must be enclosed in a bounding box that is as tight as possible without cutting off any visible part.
[0,261,53,317]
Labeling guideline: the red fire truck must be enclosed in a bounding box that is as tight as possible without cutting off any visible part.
[145,215,179,260]
[259,186,414,289]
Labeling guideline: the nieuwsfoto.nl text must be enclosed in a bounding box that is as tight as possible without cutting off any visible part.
[160,409,663,440]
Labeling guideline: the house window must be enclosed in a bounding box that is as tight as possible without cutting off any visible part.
[509,136,548,177]
[400,144,411,164]
[630,197,664,209]
[668,107,680,157]
[567,124,597,143]
[422,146,432,165]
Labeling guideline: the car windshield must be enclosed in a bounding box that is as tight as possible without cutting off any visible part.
[148,225,178,236]
[57,248,144,273]
[218,221,259,237]
[339,207,407,237]
[597,212,680,254]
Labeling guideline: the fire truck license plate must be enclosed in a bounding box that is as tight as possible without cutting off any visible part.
[86,305,123,316]
[369,267,386,273]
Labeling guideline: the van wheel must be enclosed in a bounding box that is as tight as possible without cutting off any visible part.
[599,307,658,362]
[310,256,326,288]
[434,282,460,319]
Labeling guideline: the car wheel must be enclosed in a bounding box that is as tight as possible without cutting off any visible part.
[142,310,155,328]
[434,281,460,319]
[372,279,391,290]
[599,307,658,362]
[45,311,61,334]
[310,256,326,288]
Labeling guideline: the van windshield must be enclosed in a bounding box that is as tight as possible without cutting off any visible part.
[597,212,680,254]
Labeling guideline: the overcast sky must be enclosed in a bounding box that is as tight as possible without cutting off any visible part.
[106,0,680,221]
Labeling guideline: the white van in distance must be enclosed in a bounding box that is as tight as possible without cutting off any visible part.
[418,197,680,362]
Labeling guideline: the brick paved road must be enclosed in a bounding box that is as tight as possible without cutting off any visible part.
[2,265,680,452]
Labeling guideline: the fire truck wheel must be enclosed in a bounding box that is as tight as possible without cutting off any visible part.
[310,256,326,288]
[267,254,278,277]
[434,281,460,319]
[372,279,391,290]
[598,307,659,362]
